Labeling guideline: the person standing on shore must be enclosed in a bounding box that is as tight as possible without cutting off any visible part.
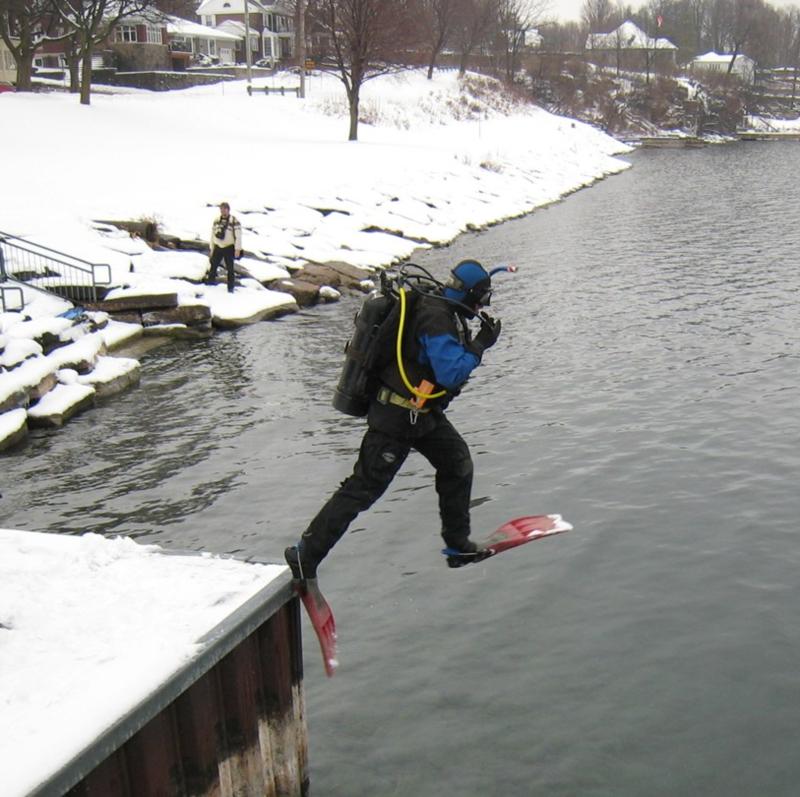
[207,202,242,293]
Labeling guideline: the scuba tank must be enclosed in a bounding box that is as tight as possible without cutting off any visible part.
[332,271,401,417]
[331,262,508,417]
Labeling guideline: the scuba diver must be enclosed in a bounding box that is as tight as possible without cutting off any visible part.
[285,259,504,583]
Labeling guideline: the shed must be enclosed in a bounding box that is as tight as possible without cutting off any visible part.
[691,51,755,83]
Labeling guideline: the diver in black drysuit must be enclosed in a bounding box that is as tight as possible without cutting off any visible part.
[285,260,502,581]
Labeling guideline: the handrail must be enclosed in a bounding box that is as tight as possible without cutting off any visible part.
[0,230,112,305]
[0,230,104,270]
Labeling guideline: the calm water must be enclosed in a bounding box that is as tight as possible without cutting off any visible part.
[3,142,800,795]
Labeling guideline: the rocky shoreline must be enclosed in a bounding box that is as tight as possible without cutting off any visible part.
[1,72,636,453]
[0,238,379,452]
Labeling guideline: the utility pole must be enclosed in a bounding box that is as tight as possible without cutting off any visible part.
[295,0,306,98]
[244,0,252,89]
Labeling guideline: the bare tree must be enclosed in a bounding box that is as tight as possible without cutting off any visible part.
[495,0,549,82]
[790,8,800,105]
[581,0,615,32]
[0,0,60,91]
[292,0,306,97]
[51,0,157,106]
[452,0,497,75]
[717,0,766,73]
[420,0,457,78]
[312,0,418,141]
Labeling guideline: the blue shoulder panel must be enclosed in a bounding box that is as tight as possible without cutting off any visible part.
[419,333,479,390]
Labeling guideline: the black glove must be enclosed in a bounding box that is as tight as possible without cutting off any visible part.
[468,314,501,358]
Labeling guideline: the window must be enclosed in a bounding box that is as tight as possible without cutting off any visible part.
[146,26,162,45]
[115,25,137,43]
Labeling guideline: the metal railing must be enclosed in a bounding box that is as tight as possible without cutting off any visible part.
[0,230,112,305]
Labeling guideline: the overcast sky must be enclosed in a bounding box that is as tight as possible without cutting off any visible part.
[548,0,583,24]
[547,0,800,25]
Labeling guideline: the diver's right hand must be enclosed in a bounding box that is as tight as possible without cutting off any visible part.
[469,314,501,357]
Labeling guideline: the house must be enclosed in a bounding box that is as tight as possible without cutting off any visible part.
[109,12,171,71]
[196,0,294,66]
[585,21,677,72]
[691,51,755,84]
[165,16,241,69]
[1,37,17,85]
[35,13,171,72]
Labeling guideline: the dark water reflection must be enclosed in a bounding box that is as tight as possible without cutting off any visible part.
[3,142,800,795]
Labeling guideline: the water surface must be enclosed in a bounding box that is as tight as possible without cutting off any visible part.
[3,142,800,796]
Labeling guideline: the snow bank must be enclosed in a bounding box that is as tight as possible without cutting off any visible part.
[0,529,285,797]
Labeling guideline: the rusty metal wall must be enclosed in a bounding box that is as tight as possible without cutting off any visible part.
[65,600,308,797]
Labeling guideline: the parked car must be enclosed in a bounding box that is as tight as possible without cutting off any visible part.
[0,83,15,94]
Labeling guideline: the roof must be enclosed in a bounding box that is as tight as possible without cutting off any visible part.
[216,19,255,38]
[586,21,676,51]
[692,51,754,65]
[196,0,276,15]
[165,15,241,41]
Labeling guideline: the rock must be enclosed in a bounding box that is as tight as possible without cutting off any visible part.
[106,311,143,325]
[276,279,321,307]
[0,355,56,412]
[47,335,107,375]
[87,293,179,313]
[0,408,27,452]
[77,356,141,399]
[141,304,212,327]
[28,372,58,403]
[142,324,212,339]
[321,261,376,289]
[212,308,285,329]
[0,388,27,414]
[292,262,372,292]
[27,383,96,428]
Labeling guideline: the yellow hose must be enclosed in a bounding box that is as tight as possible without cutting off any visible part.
[396,287,446,401]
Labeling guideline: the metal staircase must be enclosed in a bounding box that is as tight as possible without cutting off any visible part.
[0,230,112,309]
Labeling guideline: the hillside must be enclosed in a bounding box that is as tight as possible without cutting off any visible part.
[527,60,800,139]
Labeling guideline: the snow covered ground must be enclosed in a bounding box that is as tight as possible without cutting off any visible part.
[1,69,633,446]
[0,69,634,794]
[0,529,285,796]
[1,69,632,275]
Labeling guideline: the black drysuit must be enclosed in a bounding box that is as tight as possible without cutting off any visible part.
[299,292,485,570]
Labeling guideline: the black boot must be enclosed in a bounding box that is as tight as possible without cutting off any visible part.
[285,545,318,581]
[443,539,489,569]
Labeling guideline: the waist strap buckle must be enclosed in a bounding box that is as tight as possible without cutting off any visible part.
[377,386,431,413]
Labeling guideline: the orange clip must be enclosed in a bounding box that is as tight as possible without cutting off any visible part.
[411,379,435,410]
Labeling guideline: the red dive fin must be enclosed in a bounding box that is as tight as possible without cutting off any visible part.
[480,514,572,558]
[296,579,338,677]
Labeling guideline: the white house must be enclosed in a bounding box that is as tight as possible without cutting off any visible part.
[586,21,677,71]
[1,37,17,85]
[196,0,294,65]
[165,15,241,67]
[691,51,755,83]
